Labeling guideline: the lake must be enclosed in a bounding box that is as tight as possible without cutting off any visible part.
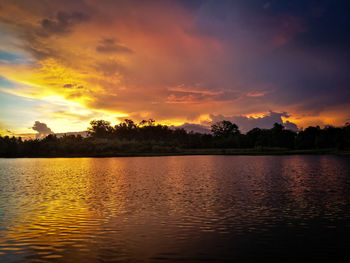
[0,155,350,262]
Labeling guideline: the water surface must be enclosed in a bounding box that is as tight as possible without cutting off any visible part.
[0,155,350,262]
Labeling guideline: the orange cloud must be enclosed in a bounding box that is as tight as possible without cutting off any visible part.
[0,0,349,132]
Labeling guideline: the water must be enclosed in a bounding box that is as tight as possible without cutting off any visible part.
[0,155,350,262]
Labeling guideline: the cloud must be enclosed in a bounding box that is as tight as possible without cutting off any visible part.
[63,83,84,89]
[96,38,133,54]
[173,111,299,134]
[63,84,74,88]
[171,123,211,134]
[284,121,298,131]
[0,0,349,133]
[32,121,53,138]
[209,111,299,133]
[40,11,89,36]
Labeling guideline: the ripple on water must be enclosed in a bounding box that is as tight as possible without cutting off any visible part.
[0,155,350,262]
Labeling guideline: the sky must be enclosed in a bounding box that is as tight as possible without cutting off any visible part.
[0,0,349,135]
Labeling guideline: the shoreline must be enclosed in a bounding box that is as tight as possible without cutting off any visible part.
[1,148,350,158]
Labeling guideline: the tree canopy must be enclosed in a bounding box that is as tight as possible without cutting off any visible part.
[0,119,349,157]
[211,120,240,137]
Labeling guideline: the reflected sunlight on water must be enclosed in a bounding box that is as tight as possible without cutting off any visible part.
[0,155,350,262]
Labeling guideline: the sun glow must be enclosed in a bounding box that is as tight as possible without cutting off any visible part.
[0,0,349,135]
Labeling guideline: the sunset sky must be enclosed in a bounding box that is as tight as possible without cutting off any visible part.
[0,0,349,135]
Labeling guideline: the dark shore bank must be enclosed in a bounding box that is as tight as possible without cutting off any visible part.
[6,148,349,158]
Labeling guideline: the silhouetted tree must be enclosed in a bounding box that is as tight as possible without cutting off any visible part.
[1,120,349,157]
[88,120,114,138]
[296,126,320,149]
[211,120,240,137]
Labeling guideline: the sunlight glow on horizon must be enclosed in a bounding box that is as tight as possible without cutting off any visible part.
[0,0,349,135]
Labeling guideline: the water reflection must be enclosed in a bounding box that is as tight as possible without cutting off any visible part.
[0,155,350,262]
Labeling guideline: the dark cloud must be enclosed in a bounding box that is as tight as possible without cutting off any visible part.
[188,0,350,115]
[63,84,74,88]
[171,123,211,134]
[96,38,133,54]
[1,0,349,129]
[32,121,53,138]
[284,120,298,131]
[210,111,298,133]
[40,11,89,36]
[63,84,84,89]
[62,84,85,99]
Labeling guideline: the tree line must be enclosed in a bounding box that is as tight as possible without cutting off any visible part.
[0,119,350,157]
